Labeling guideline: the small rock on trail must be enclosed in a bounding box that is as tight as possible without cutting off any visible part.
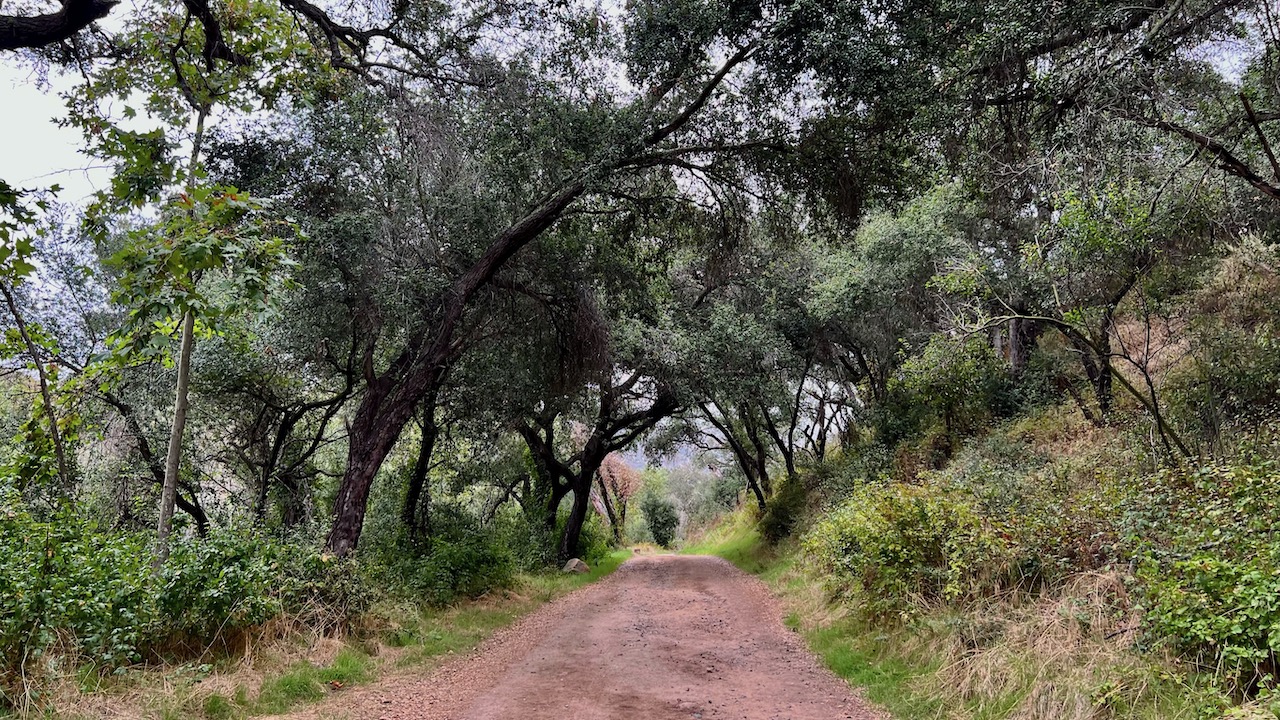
[276,555,882,720]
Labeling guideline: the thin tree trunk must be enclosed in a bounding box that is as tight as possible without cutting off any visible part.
[597,472,622,544]
[155,109,208,566]
[0,282,70,490]
[156,310,195,566]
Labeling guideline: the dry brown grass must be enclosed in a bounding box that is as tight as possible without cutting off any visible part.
[925,573,1165,720]
[38,619,362,720]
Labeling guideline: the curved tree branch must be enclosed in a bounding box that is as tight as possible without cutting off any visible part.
[0,0,116,51]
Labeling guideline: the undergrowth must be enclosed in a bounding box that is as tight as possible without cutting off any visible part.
[6,550,630,720]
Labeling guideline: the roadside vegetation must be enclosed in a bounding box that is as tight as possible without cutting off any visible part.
[689,398,1280,719]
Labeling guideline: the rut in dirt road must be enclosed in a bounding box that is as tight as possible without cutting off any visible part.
[292,555,881,720]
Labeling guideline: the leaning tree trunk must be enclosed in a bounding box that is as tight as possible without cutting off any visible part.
[597,473,622,544]
[1,281,70,490]
[558,439,609,561]
[326,382,421,556]
[401,407,438,541]
[326,182,588,557]
[156,310,195,566]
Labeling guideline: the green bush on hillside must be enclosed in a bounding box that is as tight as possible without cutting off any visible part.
[642,493,679,547]
[1140,550,1280,684]
[1133,455,1280,686]
[760,476,806,543]
[803,482,1009,618]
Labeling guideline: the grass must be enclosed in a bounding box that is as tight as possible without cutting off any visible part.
[685,512,1217,720]
[390,549,631,669]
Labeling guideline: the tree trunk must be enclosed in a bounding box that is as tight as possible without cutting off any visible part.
[558,438,607,561]
[597,472,622,544]
[745,471,767,512]
[326,181,587,556]
[156,310,195,566]
[402,408,438,541]
[326,380,420,556]
[0,282,71,491]
[558,477,594,561]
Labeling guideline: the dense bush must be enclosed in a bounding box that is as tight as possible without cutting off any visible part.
[0,498,153,674]
[369,501,519,606]
[899,336,1015,440]
[1140,550,1280,684]
[803,482,1009,618]
[642,492,679,547]
[1130,455,1280,684]
[389,535,514,607]
[0,487,376,700]
[759,476,807,543]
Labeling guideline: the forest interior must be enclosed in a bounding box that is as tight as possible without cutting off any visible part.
[1,0,1280,717]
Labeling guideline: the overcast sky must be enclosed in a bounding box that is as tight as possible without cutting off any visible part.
[1,64,110,202]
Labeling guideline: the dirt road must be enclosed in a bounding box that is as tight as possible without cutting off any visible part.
[290,555,880,720]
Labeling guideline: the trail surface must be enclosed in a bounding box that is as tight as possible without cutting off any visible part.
[287,555,880,720]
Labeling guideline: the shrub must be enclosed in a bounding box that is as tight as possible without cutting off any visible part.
[0,498,153,673]
[899,336,1015,440]
[0,486,380,706]
[1132,456,1280,686]
[803,482,1009,618]
[574,512,612,563]
[156,527,283,644]
[391,534,514,607]
[759,477,806,543]
[1139,551,1280,686]
[642,493,679,547]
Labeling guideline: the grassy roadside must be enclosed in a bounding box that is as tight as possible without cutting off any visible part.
[684,518,1213,720]
[68,550,632,720]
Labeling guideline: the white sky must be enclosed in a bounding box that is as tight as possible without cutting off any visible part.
[1,63,109,202]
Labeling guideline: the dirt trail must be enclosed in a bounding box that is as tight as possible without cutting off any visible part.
[283,555,881,720]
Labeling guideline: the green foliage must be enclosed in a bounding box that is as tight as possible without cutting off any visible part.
[0,181,45,284]
[1131,455,1280,686]
[759,476,807,543]
[899,335,1014,439]
[1140,551,1280,684]
[573,512,614,564]
[803,482,1009,618]
[0,489,153,677]
[387,536,514,607]
[0,491,373,704]
[641,492,679,548]
[156,530,285,642]
[105,186,297,363]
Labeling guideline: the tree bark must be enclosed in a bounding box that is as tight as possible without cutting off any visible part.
[596,472,622,544]
[156,310,195,566]
[0,0,117,51]
[558,476,595,561]
[401,402,438,541]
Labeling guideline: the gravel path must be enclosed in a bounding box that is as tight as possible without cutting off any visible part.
[276,554,881,720]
